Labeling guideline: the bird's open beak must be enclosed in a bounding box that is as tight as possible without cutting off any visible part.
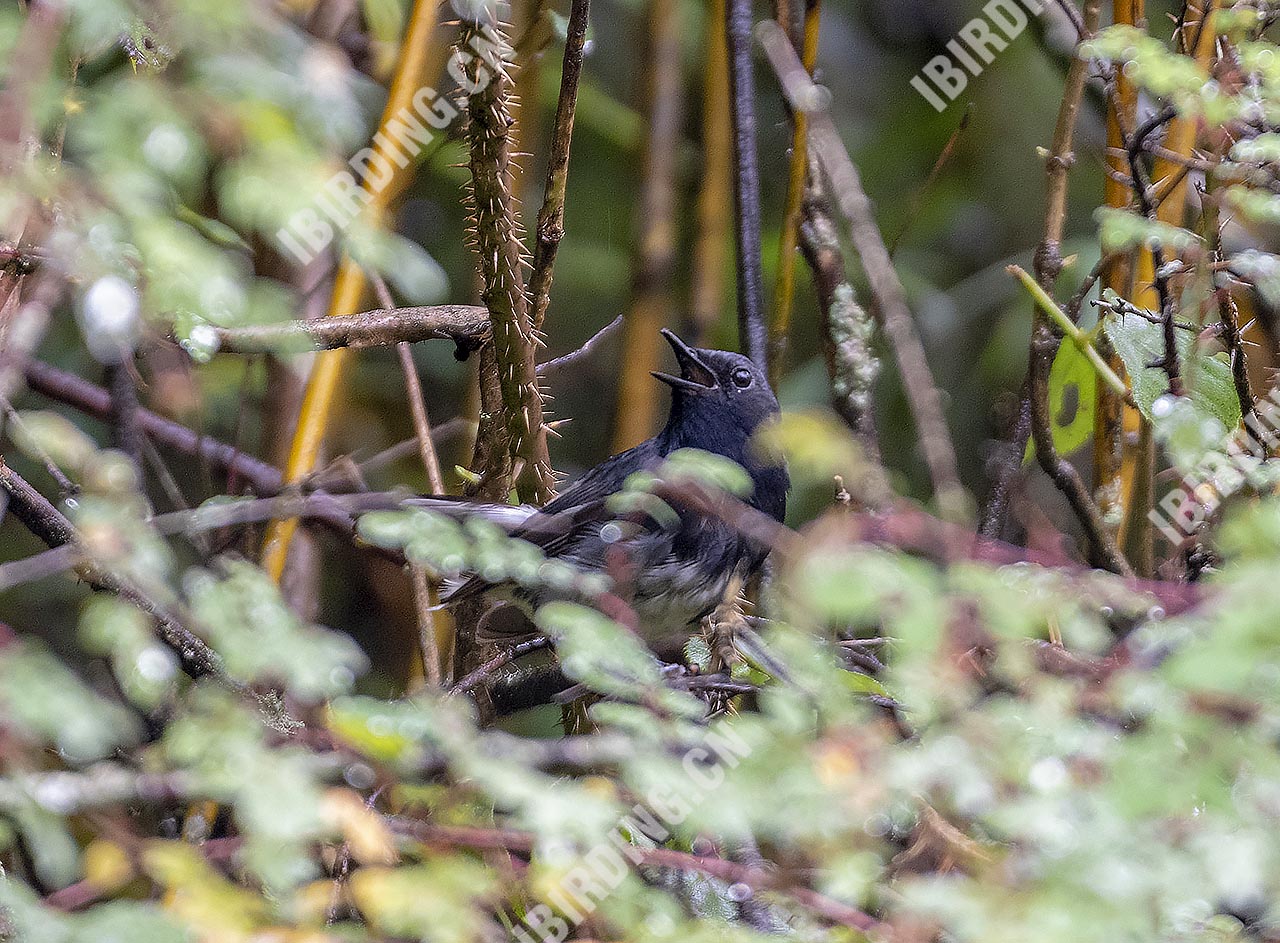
[651,329,718,392]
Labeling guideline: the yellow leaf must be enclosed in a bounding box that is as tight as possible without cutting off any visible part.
[321,789,399,866]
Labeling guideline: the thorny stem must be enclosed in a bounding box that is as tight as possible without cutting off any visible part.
[460,17,555,506]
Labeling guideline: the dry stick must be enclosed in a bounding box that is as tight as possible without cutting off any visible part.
[18,362,399,566]
[537,312,623,378]
[450,636,553,695]
[460,16,555,506]
[527,0,590,333]
[690,0,733,345]
[0,491,418,592]
[365,275,449,690]
[0,459,224,679]
[611,0,683,451]
[887,105,972,258]
[727,0,768,370]
[210,305,490,353]
[758,22,967,524]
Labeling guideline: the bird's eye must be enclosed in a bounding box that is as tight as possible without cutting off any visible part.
[730,367,754,389]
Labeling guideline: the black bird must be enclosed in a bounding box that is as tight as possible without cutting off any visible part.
[417,329,789,642]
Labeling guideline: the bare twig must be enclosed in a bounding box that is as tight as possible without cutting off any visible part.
[209,305,490,354]
[368,274,450,691]
[450,636,553,695]
[22,359,284,493]
[388,818,882,934]
[538,313,623,378]
[0,459,225,678]
[982,0,1102,539]
[527,0,590,332]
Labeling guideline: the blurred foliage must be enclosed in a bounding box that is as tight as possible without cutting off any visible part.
[3,1,1280,942]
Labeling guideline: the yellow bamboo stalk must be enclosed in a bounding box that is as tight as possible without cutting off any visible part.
[611,0,684,451]
[1109,1,1216,573]
[261,0,448,581]
[1094,0,1142,550]
[769,0,821,386]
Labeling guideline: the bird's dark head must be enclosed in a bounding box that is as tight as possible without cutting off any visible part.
[651,329,779,433]
[651,329,787,520]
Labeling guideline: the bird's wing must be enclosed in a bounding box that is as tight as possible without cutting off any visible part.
[440,440,665,606]
[538,439,661,515]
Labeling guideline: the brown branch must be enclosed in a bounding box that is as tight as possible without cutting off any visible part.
[1020,0,1133,576]
[757,22,967,523]
[0,458,224,679]
[982,0,1103,539]
[0,491,413,592]
[388,818,882,934]
[797,153,880,453]
[22,359,284,493]
[209,305,490,354]
[527,0,590,332]
[450,636,553,695]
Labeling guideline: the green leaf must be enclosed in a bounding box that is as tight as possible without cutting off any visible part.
[0,641,141,762]
[1102,308,1241,433]
[1033,337,1098,460]
[186,560,367,701]
[79,596,179,710]
[1096,207,1203,255]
